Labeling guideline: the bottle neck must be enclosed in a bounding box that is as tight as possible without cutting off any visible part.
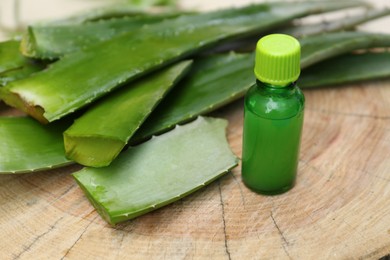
[255,79,296,94]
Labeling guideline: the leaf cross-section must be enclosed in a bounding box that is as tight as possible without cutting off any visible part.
[64,60,192,167]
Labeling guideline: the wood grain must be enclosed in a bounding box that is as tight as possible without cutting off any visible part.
[1,0,390,258]
[0,79,390,259]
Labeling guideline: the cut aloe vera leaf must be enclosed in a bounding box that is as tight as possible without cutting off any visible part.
[214,8,390,54]
[132,52,253,142]
[301,52,390,88]
[0,40,45,86]
[0,1,366,123]
[22,14,185,58]
[133,32,390,141]
[64,60,192,167]
[22,1,364,59]
[282,8,390,38]
[0,40,41,74]
[0,40,25,73]
[0,64,43,87]
[73,116,238,225]
[301,31,390,69]
[0,117,72,174]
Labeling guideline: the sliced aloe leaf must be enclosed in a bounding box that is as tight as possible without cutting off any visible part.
[22,14,185,58]
[0,1,366,123]
[133,32,390,141]
[281,9,390,38]
[301,52,390,88]
[301,31,390,69]
[64,60,192,167]
[214,8,390,54]
[0,117,72,174]
[0,40,26,73]
[0,40,45,86]
[0,64,43,86]
[132,52,253,142]
[22,1,364,59]
[73,117,238,225]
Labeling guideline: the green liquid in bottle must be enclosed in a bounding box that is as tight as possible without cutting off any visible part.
[242,80,304,195]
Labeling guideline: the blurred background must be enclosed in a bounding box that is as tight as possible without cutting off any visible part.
[1,0,389,41]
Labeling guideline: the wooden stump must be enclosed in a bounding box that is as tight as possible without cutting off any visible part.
[0,80,390,259]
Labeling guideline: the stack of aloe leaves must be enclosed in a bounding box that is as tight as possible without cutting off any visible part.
[1,1,390,225]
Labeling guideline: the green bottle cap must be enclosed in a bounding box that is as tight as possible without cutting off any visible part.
[254,34,301,87]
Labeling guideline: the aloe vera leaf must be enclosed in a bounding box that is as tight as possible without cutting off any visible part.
[133,32,390,141]
[64,60,192,167]
[301,31,390,69]
[0,117,72,174]
[132,52,253,142]
[281,9,390,38]
[22,14,186,58]
[0,1,366,123]
[23,1,363,59]
[0,40,28,73]
[207,8,390,54]
[0,40,44,72]
[73,116,238,225]
[0,64,43,86]
[22,1,362,59]
[0,40,45,87]
[300,52,390,88]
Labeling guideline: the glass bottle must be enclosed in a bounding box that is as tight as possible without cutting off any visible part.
[241,34,305,195]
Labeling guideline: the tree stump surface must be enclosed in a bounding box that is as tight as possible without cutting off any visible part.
[0,1,390,259]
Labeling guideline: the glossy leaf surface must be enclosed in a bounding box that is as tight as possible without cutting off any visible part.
[22,14,184,58]
[300,52,390,88]
[0,1,365,123]
[0,40,26,73]
[22,1,364,59]
[0,117,71,174]
[301,31,390,68]
[132,52,254,142]
[281,9,390,38]
[0,40,45,87]
[134,32,390,141]
[64,60,192,167]
[73,117,238,225]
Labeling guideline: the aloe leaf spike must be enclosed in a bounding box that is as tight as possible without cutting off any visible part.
[73,116,239,225]
[64,60,192,167]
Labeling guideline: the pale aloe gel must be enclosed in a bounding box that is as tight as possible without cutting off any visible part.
[73,117,238,225]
